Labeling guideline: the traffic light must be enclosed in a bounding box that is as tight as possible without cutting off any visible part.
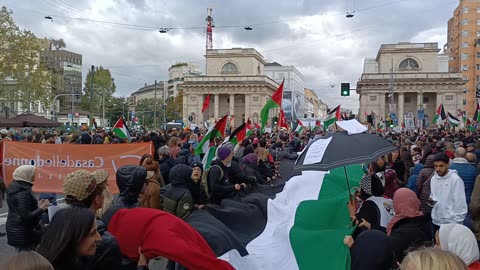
[341,83,350,96]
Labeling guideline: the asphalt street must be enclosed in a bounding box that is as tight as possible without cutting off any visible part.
[0,159,296,268]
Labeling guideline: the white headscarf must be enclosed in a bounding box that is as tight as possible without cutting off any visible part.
[439,223,480,266]
[13,165,36,184]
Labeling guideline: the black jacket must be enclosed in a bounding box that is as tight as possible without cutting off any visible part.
[240,161,264,185]
[91,218,122,270]
[161,165,195,219]
[54,256,90,270]
[102,165,148,270]
[6,180,44,249]
[159,157,177,185]
[103,165,147,227]
[389,216,431,264]
[227,157,256,185]
[208,160,236,204]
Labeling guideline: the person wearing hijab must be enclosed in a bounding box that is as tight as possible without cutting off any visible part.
[354,173,394,237]
[6,165,49,251]
[346,230,394,270]
[387,188,431,264]
[436,224,480,270]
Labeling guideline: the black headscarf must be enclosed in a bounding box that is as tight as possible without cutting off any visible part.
[359,174,385,200]
[351,230,394,270]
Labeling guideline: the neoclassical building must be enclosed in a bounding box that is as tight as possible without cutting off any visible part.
[357,42,465,126]
[182,48,279,127]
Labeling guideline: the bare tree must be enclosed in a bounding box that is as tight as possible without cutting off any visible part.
[50,38,66,50]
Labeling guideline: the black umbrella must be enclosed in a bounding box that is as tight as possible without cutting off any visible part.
[294,131,397,173]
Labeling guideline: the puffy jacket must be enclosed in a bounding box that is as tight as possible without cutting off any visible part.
[6,180,45,249]
[416,155,435,214]
[389,216,431,263]
[226,157,256,185]
[208,160,236,204]
[406,163,424,192]
[450,158,479,205]
[102,165,148,270]
[161,164,195,219]
[175,149,194,166]
[103,165,147,226]
[159,157,177,184]
[90,218,122,270]
[430,169,468,225]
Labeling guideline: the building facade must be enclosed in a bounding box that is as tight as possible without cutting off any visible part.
[317,99,328,120]
[304,88,320,118]
[357,42,464,126]
[182,48,279,127]
[167,62,201,98]
[39,41,82,114]
[264,62,305,122]
[446,0,480,115]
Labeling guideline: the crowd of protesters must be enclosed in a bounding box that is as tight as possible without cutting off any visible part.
[4,123,480,269]
[344,128,480,270]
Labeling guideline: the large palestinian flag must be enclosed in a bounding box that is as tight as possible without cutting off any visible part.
[216,165,363,269]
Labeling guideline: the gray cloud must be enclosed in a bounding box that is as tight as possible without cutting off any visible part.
[3,0,458,112]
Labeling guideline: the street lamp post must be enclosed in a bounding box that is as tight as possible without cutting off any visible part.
[90,65,95,127]
[53,93,79,121]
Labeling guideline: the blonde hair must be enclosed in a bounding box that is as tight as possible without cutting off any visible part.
[96,188,113,219]
[401,247,468,270]
[2,251,53,270]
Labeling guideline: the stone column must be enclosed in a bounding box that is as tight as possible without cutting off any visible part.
[214,94,219,119]
[184,94,189,124]
[398,92,404,125]
[379,93,386,120]
[360,94,368,121]
[229,93,235,117]
[198,94,204,125]
[436,93,442,112]
[244,94,250,121]
[417,92,423,109]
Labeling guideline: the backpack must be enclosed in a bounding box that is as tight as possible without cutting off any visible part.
[202,165,223,199]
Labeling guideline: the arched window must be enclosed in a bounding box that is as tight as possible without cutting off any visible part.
[221,62,239,74]
[399,58,420,70]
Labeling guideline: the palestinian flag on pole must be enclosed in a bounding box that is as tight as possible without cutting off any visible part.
[279,108,289,130]
[246,119,254,137]
[323,105,341,128]
[202,146,217,170]
[463,111,468,126]
[474,100,480,123]
[195,114,228,155]
[467,118,476,131]
[225,122,247,145]
[218,162,364,269]
[432,103,446,125]
[294,119,304,134]
[260,79,284,131]
[112,117,131,141]
[202,93,211,113]
[376,118,384,133]
[448,112,460,127]
[313,120,321,131]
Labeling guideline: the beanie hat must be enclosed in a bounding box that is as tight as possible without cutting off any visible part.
[217,146,232,160]
[191,162,204,172]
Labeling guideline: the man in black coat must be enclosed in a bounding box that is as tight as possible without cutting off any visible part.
[158,146,177,184]
[208,146,242,204]
[63,169,122,270]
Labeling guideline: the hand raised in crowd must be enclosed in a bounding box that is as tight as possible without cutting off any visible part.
[356,218,371,230]
[38,199,49,210]
[234,184,241,191]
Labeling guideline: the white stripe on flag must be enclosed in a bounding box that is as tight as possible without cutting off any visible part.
[218,170,327,270]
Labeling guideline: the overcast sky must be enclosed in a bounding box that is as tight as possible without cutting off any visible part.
[4,0,457,111]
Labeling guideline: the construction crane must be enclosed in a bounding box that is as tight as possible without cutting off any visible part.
[206,8,214,51]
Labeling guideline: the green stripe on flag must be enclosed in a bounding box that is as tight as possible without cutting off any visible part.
[290,165,364,270]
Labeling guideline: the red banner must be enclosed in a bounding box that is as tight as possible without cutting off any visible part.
[2,142,153,193]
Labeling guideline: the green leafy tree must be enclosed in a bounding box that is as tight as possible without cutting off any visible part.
[105,96,128,126]
[81,66,116,115]
[135,98,157,127]
[165,93,183,122]
[50,38,66,50]
[0,6,52,114]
